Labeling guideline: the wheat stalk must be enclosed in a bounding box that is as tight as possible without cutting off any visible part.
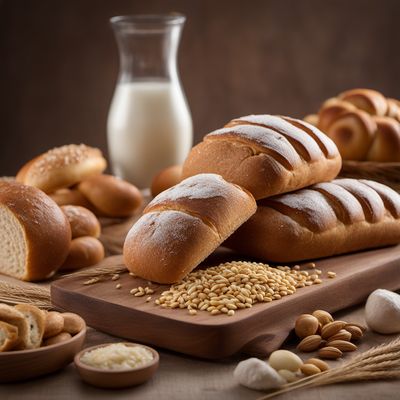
[257,337,400,400]
[62,264,127,280]
[0,281,51,309]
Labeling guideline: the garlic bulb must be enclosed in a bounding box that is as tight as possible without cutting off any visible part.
[234,358,286,390]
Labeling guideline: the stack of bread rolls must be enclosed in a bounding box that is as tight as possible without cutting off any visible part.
[125,114,400,284]
[304,89,400,162]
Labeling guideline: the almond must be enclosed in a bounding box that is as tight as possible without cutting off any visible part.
[305,358,329,372]
[327,340,357,352]
[318,346,342,359]
[300,363,321,376]
[295,314,319,338]
[321,321,347,339]
[297,335,322,352]
[344,325,363,340]
[327,329,352,342]
[312,310,334,326]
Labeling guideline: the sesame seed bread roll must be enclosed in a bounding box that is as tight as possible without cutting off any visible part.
[151,165,182,197]
[0,181,71,281]
[16,144,107,194]
[0,321,19,352]
[123,173,256,284]
[60,236,105,271]
[61,205,101,238]
[78,174,142,218]
[14,304,46,349]
[182,115,341,200]
[225,178,400,262]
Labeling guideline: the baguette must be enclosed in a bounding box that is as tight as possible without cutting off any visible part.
[123,173,256,283]
[225,178,400,262]
[182,115,341,200]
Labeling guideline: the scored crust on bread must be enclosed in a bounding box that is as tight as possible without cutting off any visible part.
[123,173,257,284]
[182,115,342,200]
[0,321,19,352]
[0,304,30,350]
[0,181,71,281]
[14,304,46,349]
[225,178,400,262]
[16,144,107,193]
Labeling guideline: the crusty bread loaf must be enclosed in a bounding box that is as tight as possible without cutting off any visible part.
[0,182,71,281]
[182,115,342,200]
[14,304,46,349]
[78,174,142,217]
[16,144,107,193]
[0,321,19,352]
[60,236,105,271]
[0,304,30,349]
[151,165,182,197]
[61,205,101,238]
[123,173,257,284]
[225,178,400,262]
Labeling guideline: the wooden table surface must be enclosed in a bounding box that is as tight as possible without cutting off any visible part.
[2,301,400,400]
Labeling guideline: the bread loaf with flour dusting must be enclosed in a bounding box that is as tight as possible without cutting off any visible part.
[182,115,342,200]
[225,178,400,262]
[123,173,256,283]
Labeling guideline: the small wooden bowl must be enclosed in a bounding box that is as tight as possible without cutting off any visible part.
[0,326,86,383]
[74,342,159,389]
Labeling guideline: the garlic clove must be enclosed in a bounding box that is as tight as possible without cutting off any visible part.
[234,358,286,390]
[365,289,400,334]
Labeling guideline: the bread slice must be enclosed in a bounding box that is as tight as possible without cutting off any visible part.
[0,303,30,349]
[0,181,71,281]
[14,304,46,349]
[0,321,18,352]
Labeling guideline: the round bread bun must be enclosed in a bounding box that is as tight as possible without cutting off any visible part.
[60,236,104,271]
[61,205,101,239]
[49,188,93,209]
[16,144,107,193]
[43,331,72,346]
[151,165,182,197]
[43,311,65,339]
[0,181,71,281]
[78,174,142,217]
[62,312,85,335]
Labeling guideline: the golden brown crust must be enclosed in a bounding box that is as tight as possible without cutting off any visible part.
[43,331,72,346]
[49,188,93,209]
[61,205,101,238]
[123,174,257,284]
[151,165,182,197]
[0,321,18,352]
[60,236,105,271]
[16,144,107,193]
[182,115,341,200]
[43,311,64,339]
[78,174,142,217]
[62,312,85,335]
[0,182,71,281]
[14,304,46,349]
[339,89,388,116]
[318,98,357,132]
[225,178,400,262]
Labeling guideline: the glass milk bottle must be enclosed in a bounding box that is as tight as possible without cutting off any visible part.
[107,14,193,188]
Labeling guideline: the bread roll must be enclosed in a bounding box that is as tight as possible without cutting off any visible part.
[318,98,356,132]
[49,188,93,209]
[303,114,319,127]
[0,182,71,281]
[78,174,142,217]
[339,88,388,116]
[386,98,400,121]
[325,110,376,160]
[14,304,46,349]
[151,165,182,197]
[16,144,107,193]
[0,304,30,350]
[182,115,341,200]
[0,321,18,352]
[61,205,100,238]
[225,178,400,262]
[123,173,257,284]
[43,332,72,346]
[62,312,85,335]
[43,311,64,339]
[60,236,105,271]
[366,117,400,162]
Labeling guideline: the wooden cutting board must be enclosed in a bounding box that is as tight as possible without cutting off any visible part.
[51,245,400,359]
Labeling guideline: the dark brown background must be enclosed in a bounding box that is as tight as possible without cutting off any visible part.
[1,0,399,176]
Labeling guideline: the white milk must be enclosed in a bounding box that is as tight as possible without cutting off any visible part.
[107,81,193,188]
